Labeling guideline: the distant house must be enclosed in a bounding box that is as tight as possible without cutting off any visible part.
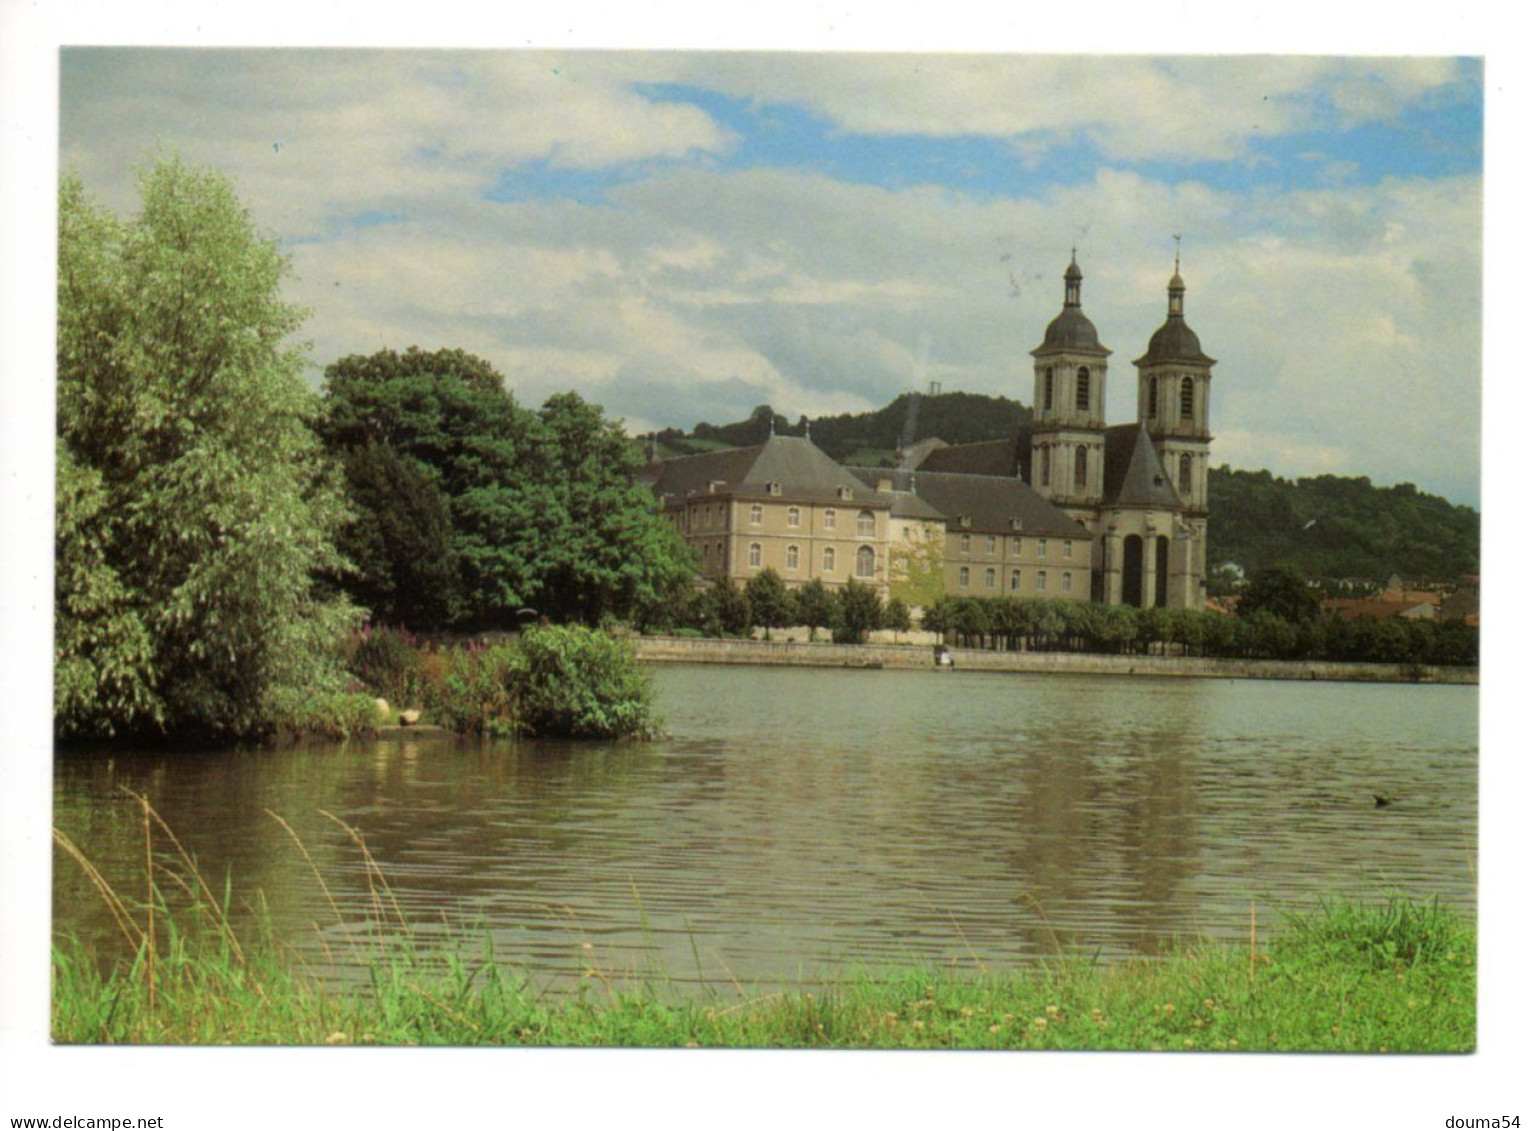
[1321,597,1437,622]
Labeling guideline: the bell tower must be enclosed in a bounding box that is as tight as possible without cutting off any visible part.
[1030,251,1108,518]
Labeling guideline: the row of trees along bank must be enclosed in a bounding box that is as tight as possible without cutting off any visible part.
[56,158,686,743]
[650,571,1475,668]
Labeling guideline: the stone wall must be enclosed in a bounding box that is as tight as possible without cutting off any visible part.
[631,635,1478,685]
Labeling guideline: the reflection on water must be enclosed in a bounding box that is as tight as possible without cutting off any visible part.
[54,666,1477,993]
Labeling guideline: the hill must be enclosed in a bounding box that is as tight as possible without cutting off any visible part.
[640,397,1479,585]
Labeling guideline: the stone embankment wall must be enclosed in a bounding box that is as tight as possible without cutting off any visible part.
[631,635,1478,685]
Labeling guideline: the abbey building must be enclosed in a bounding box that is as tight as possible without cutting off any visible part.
[640,253,1214,611]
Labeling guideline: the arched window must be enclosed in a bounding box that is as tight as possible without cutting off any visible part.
[1043,367,1054,411]
[1010,570,1021,591]
[1074,445,1088,492]
[959,566,971,589]
[749,542,763,569]
[823,546,836,573]
[1147,376,1159,419]
[1076,366,1090,412]
[787,544,800,570]
[1180,376,1195,422]
[787,506,801,528]
[984,567,996,589]
[1179,452,1193,496]
[749,503,763,525]
[856,509,875,537]
[856,545,876,579]
[822,508,837,531]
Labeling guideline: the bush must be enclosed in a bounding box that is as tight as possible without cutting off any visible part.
[509,626,659,740]
[348,626,426,707]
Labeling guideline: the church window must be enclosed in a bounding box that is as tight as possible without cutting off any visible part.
[984,568,996,589]
[1148,376,1159,419]
[856,546,876,579]
[1076,367,1090,412]
[787,544,800,570]
[749,542,763,569]
[1075,445,1088,491]
[1179,453,1193,496]
[1180,377,1195,422]
[1044,367,1054,411]
[823,546,836,573]
[749,503,763,525]
[823,508,837,531]
[1041,449,1051,487]
[857,509,876,537]
[959,566,971,589]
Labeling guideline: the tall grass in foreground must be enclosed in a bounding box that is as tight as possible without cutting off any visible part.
[52,799,1476,1051]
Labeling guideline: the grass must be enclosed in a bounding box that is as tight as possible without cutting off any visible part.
[51,799,1476,1051]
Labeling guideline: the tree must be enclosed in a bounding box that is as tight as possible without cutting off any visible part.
[56,159,358,739]
[1237,565,1321,624]
[882,597,912,641]
[833,580,882,644]
[530,392,695,626]
[320,346,539,627]
[744,568,791,640]
[712,576,752,637]
[792,578,836,643]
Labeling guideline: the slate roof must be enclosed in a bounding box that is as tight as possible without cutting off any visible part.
[844,467,948,521]
[1135,315,1215,366]
[646,434,888,507]
[1034,306,1109,356]
[1102,423,1184,509]
[914,435,1027,477]
[905,472,1091,538]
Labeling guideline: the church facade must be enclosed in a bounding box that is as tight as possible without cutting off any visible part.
[640,253,1214,611]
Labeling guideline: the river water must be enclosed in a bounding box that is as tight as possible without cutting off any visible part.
[53,665,1477,994]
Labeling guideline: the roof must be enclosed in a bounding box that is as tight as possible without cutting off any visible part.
[1135,315,1215,366]
[646,434,888,507]
[914,435,1026,477]
[906,471,1091,538]
[1034,306,1108,356]
[1102,423,1184,509]
[845,466,948,521]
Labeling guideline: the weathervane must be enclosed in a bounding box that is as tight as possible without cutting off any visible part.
[1173,233,1182,272]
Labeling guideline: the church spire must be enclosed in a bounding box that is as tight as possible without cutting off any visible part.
[1168,235,1186,318]
[1064,247,1083,308]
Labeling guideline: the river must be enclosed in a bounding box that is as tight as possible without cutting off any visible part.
[53,665,1477,994]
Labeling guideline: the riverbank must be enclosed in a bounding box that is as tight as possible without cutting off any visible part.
[51,896,1474,1051]
[632,634,1479,684]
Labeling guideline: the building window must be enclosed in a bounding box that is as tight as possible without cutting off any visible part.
[838,487,853,500]
[1181,376,1195,422]
[960,533,971,555]
[1148,376,1159,419]
[1075,445,1088,492]
[1041,449,1051,487]
[1076,367,1090,412]
[749,542,762,569]
[1043,366,1054,411]
[1010,569,1021,591]
[1063,571,1073,593]
[823,546,836,574]
[1037,538,1048,558]
[718,504,727,526]
[1179,453,1193,496]
[1037,570,1047,592]
[856,545,876,579]
[958,566,970,589]
[986,535,997,555]
[717,541,725,569]
[984,567,996,590]
[857,509,875,537]
[823,508,837,531]
[786,544,800,571]
[1011,536,1022,556]
[1064,539,1073,559]
[701,543,710,568]
[749,503,763,526]
[788,506,800,528]
[767,481,782,496]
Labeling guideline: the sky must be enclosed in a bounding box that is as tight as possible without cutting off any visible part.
[56,50,1483,505]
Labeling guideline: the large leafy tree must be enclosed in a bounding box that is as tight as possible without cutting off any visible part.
[743,568,791,640]
[56,159,357,739]
[320,347,541,627]
[1237,565,1321,624]
[530,392,695,626]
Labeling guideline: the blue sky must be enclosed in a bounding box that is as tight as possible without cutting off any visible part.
[54,51,1483,507]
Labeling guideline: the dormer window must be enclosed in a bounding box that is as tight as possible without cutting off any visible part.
[959,514,972,528]
[767,481,783,496]
[837,486,853,501]
[1009,517,1024,531]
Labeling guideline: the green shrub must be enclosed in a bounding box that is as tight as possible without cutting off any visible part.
[509,625,658,740]
[423,643,521,737]
[348,626,426,706]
